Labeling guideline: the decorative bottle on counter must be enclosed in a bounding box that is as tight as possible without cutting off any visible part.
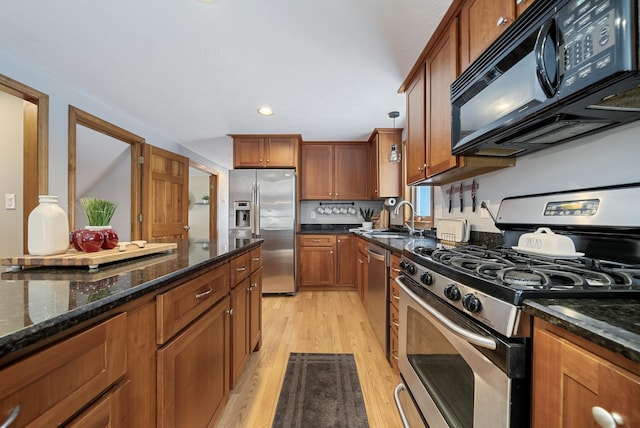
[27,195,70,256]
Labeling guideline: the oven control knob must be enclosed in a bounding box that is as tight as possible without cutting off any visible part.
[420,272,433,285]
[401,261,416,275]
[444,284,461,301]
[462,294,482,313]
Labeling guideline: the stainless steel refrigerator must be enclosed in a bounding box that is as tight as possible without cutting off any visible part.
[228,169,296,294]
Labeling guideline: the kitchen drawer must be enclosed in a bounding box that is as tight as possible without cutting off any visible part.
[390,302,400,333]
[231,251,251,286]
[389,254,401,281]
[357,238,369,255]
[300,235,336,247]
[389,277,400,309]
[0,313,127,427]
[66,380,129,428]
[250,246,262,273]
[389,327,399,373]
[157,262,230,344]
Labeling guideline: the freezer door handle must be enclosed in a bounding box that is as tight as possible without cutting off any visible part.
[253,183,260,236]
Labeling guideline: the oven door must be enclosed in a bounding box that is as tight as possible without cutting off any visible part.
[395,276,529,428]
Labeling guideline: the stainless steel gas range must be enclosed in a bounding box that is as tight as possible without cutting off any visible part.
[393,184,640,428]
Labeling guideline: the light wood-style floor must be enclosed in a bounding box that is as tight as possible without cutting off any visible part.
[215,291,404,427]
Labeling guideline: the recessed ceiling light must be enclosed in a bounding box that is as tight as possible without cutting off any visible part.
[199,0,220,4]
[257,107,274,116]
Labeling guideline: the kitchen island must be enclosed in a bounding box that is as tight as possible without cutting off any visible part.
[0,238,262,427]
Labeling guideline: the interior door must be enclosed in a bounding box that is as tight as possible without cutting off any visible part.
[142,144,189,240]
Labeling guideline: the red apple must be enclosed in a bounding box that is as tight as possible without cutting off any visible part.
[80,230,104,252]
[71,230,86,251]
[101,229,119,249]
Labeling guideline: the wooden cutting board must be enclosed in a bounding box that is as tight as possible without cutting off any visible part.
[1,242,177,270]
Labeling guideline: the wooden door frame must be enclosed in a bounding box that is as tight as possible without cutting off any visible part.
[0,74,49,253]
[189,160,219,240]
[68,106,145,239]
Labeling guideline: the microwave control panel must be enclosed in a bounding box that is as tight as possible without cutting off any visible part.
[558,0,618,92]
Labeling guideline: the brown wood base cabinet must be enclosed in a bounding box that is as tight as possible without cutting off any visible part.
[0,245,263,428]
[532,319,640,428]
[388,254,401,372]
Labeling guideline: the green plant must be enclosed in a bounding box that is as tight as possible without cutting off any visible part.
[79,198,117,226]
[202,195,209,201]
[359,207,374,222]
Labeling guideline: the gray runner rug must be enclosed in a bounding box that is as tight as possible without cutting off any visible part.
[272,353,370,428]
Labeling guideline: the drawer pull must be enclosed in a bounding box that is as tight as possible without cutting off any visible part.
[195,287,213,299]
[252,257,261,261]
[1,405,20,428]
[226,308,234,316]
[236,266,247,272]
[392,320,400,328]
[392,268,401,273]
[392,293,400,300]
[311,239,322,242]
[497,16,509,26]
[391,353,399,361]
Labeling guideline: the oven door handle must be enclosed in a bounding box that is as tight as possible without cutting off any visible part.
[395,276,497,350]
[393,383,411,428]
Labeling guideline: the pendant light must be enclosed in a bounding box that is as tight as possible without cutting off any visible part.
[387,111,401,163]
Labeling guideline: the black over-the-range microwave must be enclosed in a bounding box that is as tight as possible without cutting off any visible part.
[451,0,640,157]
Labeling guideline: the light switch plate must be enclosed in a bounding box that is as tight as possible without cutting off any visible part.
[5,193,16,210]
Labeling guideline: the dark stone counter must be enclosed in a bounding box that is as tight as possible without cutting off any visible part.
[523,299,640,363]
[299,224,361,234]
[0,238,262,363]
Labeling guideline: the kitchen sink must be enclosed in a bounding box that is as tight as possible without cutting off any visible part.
[368,233,409,239]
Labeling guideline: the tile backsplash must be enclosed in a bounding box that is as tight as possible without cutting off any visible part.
[300,200,384,225]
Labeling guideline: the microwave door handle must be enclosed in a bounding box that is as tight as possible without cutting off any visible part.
[395,276,497,350]
[535,18,558,98]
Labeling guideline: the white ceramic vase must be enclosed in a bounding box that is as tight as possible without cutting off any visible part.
[362,221,373,230]
[27,195,70,256]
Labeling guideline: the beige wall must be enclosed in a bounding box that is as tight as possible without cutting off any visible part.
[0,91,24,258]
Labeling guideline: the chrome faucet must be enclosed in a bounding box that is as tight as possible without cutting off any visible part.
[394,200,416,236]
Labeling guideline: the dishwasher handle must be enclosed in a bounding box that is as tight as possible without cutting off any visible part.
[367,248,386,262]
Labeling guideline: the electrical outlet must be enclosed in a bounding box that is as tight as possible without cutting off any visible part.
[480,200,490,218]
[5,193,16,210]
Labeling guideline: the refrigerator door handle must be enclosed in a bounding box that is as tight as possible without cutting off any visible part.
[250,182,256,235]
[254,182,261,236]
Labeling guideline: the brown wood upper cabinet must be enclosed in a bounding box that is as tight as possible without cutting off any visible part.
[460,0,516,70]
[300,142,369,200]
[231,134,300,168]
[403,8,515,185]
[369,128,402,199]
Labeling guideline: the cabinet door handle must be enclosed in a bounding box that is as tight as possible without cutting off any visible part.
[236,266,247,272]
[391,352,399,361]
[592,406,624,428]
[226,308,234,316]
[497,16,509,26]
[195,287,213,299]
[516,0,526,4]
[266,159,270,163]
[392,320,400,328]
[392,268,402,273]
[1,405,20,428]
[392,293,400,301]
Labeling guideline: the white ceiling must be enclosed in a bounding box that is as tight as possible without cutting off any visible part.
[0,0,452,169]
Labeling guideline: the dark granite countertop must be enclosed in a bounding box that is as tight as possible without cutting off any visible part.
[298,224,361,234]
[523,299,640,364]
[0,238,262,363]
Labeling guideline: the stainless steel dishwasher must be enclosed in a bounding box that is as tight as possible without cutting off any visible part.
[367,243,388,357]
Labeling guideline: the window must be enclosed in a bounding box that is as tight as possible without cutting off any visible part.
[412,186,432,226]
